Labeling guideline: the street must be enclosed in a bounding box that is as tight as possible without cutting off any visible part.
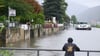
[7,27,100,56]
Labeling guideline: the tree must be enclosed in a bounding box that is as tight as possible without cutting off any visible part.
[71,15,77,24]
[0,0,45,24]
[63,14,70,25]
[25,0,45,24]
[43,0,68,23]
[0,0,33,23]
[25,0,42,13]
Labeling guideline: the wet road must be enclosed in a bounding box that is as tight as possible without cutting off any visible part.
[6,27,100,56]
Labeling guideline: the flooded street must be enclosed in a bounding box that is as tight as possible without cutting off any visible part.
[6,27,100,56]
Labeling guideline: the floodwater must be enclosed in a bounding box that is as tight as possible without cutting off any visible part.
[5,27,100,56]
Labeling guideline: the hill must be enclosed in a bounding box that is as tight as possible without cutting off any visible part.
[67,1,88,16]
[77,6,100,22]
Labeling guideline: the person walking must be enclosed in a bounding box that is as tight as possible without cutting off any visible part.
[62,37,80,56]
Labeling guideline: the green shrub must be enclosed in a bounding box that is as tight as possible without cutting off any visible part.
[0,50,13,56]
[96,25,100,28]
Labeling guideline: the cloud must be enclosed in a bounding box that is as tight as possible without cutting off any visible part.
[37,0,100,7]
[67,0,100,7]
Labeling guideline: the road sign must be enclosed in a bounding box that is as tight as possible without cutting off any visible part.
[9,8,16,16]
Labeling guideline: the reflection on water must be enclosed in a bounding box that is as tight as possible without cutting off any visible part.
[6,38,38,48]
[5,30,65,48]
[1,29,100,56]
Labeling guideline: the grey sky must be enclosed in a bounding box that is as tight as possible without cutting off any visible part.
[68,0,100,7]
[37,0,100,7]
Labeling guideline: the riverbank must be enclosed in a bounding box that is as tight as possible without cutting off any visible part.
[0,23,65,46]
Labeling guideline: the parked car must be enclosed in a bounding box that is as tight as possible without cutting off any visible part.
[75,22,92,30]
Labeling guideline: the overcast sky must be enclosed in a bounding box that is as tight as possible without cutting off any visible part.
[68,0,100,7]
[37,0,100,7]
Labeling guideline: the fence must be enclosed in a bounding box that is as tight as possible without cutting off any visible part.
[0,47,100,56]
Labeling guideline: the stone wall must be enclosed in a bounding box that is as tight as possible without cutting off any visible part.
[0,25,64,44]
[30,26,60,38]
[6,28,30,43]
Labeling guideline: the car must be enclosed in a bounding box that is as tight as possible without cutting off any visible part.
[75,22,92,30]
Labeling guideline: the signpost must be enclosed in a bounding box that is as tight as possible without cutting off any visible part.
[8,7,16,38]
[8,7,16,27]
[8,7,16,16]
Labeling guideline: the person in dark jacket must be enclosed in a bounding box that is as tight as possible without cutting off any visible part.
[62,37,80,56]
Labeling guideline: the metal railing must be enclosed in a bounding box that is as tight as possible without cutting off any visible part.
[0,47,100,56]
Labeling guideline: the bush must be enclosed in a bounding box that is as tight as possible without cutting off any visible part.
[0,50,13,56]
[96,25,100,28]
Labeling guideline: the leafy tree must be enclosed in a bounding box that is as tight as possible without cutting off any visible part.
[25,0,45,24]
[0,0,45,24]
[63,14,70,25]
[0,15,6,22]
[43,0,68,23]
[0,0,33,23]
[71,15,77,24]
[25,0,42,13]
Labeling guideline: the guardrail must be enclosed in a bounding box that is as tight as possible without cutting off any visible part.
[0,47,100,56]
